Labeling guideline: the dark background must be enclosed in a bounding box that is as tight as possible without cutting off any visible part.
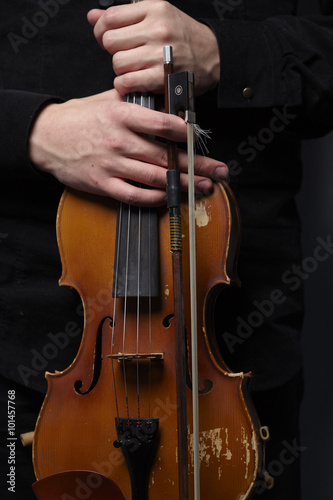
[297,1,333,498]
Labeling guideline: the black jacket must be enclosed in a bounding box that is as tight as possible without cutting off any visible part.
[1,0,333,392]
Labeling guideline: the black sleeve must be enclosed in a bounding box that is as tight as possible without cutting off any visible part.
[203,14,333,137]
[0,90,62,178]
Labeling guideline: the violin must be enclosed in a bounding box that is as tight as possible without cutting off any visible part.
[30,4,271,498]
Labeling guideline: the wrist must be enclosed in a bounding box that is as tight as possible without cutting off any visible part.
[195,23,220,95]
[28,102,60,173]
[204,25,220,88]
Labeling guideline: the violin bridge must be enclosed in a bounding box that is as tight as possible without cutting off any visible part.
[107,353,164,362]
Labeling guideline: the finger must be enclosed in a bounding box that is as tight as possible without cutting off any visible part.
[106,107,228,190]
[87,9,104,28]
[117,102,188,143]
[102,23,146,54]
[100,135,227,195]
[112,45,160,76]
[99,177,167,206]
[114,67,164,95]
[115,138,170,173]
[87,9,106,49]
[91,3,147,48]
[115,135,228,187]
[176,148,229,182]
[116,145,227,197]
[103,154,168,189]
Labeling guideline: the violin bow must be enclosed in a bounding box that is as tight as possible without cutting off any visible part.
[164,46,200,500]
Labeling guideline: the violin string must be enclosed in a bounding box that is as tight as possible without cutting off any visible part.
[122,203,131,425]
[147,92,153,423]
[110,202,123,424]
[148,208,152,423]
[136,204,142,425]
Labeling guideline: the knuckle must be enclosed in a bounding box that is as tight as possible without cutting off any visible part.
[107,101,128,124]
[102,31,115,53]
[158,148,169,169]
[104,6,120,25]
[84,165,105,191]
[112,52,123,75]
[122,186,138,206]
[150,2,174,40]
[153,113,170,135]
[105,7,114,20]
[107,134,125,153]
[144,167,160,187]
[96,157,113,177]
[153,22,170,43]
[115,73,135,95]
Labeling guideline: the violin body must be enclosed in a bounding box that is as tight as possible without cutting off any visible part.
[33,182,263,499]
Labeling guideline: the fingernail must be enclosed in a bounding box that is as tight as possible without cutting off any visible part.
[198,179,213,196]
[215,165,228,180]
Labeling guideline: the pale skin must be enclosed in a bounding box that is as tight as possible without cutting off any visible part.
[29,0,225,206]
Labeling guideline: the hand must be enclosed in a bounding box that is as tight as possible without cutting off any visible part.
[87,0,220,96]
[28,90,228,206]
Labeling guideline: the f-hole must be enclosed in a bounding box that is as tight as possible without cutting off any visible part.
[74,316,114,395]
[162,313,174,328]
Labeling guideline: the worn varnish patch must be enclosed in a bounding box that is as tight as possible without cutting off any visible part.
[195,201,210,227]
[240,425,252,479]
[188,427,232,469]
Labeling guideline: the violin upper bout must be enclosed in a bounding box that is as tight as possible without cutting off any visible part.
[56,187,119,292]
[183,181,241,295]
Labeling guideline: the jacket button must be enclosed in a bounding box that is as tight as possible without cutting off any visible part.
[242,87,253,99]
